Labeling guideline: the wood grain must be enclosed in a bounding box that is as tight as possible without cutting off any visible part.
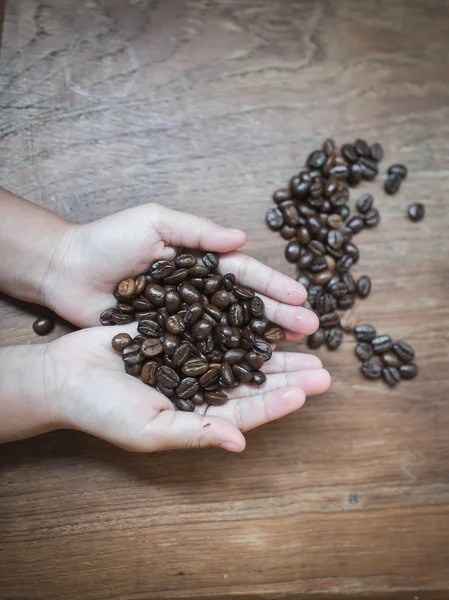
[1,1,449,599]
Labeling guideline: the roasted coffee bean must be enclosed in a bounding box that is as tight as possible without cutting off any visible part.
[361,361,382,379]
[354,324,376,342]
[188,264,209,278]
[204,390,228,406]
[354,138,370,157]
[372,335,393,354]
[392,340,415,363]
[359,157,378,180]
[151,260,175,279]
[323,177,338,198]
[253,340,272,360]
[203,252,219,271]
[224,348,246,364]
[283,204,300,227]
[111,332,133,352]
[133,275,146,295]
[183,332,196,345]
[329,164,349,179]
[175,377,199,399]
[280,225,296,240]
[171,342,192,367]
[232,363,253,383]
[179,282,201,304]
[224,328,242,349]
[125,363,143,376]
[163,269,189,285]
[329,281,348,298]
[173,397,194,411]
[141,361,159,386]
[145,283,166,307]
[346,216,364,234]
[141,338,163,357]
[116,302,134,314]
[165,314,185,335]
[309,181,323,200]
[191,319,211,340]
[252,371,267,385]
[203,275,222,295]
[317,293,337,315]
[162,333,179,356]
[220,362,235,387]
[250,317,269,335]
[310,255,328,273]
[290,175,310,200]
[327,229,344,250]
[156,365,180,389]
[408,203,425,222]
[145,274,156,283]
[308,240,325,256]
[307,328,326,349]
[338,294,355,310]
[190,391,204,405]
[241,301,252,325]
[219,274,235,293]
[266,207,284,231]
[399,363,418,380]
[387,163,407,179]
[241,327,256,350]
[382,366,400,387]
[327,214,343,229]
[248,296,264,318]
[327,328,343,351]
[308,284,324,306]
[273,188,291,204]
[204,303,222,322]
[323,138,336,155]
[326,275,340,290]
[122,343,144,366]
[382,352,402,368]
[112,312,134,325]
[298,204,316,218]
[355,342,373,361]
[356,193,373,214]
[356,276,371,298]
[340,310,357,332]
[298,252,315,270]
[132,297,154,311]
[307,149,327,169]
[233,286,254,301]
[341,143,358,163]
[133,335,148,345]
[199,368,220,387]
[227,304,243,328]
[320,312,340,329]
[117,278,136,298]
[313,270,333,286]
[364,208,380,227]
[264,325,286,343]
[342,242,359,263]
[33,316,55,336]
[339,205,351,220]
[184,302,203,326]
[285,240,301,263]
[157,383,174,398]
[245,350,265,371]
[342,273,356,295]
[182,357,209,376]
[370,143,383,162]
[336,255,353,274]
[307,216,322,235]
[384,173,402,195]
[325,255,336,271]
[138,319,161,337]
[164,355,176,369]
[294,227,309,246]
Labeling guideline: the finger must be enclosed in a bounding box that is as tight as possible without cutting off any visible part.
[255,291,319,336]
[206,386,306,432]
[151,205,247,253]
[261,351,323,373]
[218,251,307,305]
[225,368,331,399]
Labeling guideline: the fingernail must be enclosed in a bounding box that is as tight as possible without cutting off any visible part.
[221,440,241,452]
[226,228,245,235]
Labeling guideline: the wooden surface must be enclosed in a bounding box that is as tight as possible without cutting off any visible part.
[1,1,449,598]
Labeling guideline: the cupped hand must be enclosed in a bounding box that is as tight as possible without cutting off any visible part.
[45,324,330,452]
[45,204,318,340]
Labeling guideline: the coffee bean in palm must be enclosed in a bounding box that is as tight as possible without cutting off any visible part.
[354,324,376,342]
[150,260,175,280]
[165,314,185,335]
[190,391,204,405]
[250,316,269,336]
[307,328,325,349]
[382,352,402,368]
[392,340,415,363]
[387,164,407,179]
[399,363,418,380]
[361,361,382,379]
[241,327,256,350]
[336,255,353,274]
[364,208,380,227]
[116,302,134,314]
[111,333,133,352]
[231,363,253,383]
[356,275,371,298]
[203,252,219,271]
[203,274,222,295]
[252,371,267,385]
[224,348,246,364]
[163,268,189,285]
[122,343,144,366]
[356,193,373,214]
[285,240,301,263]
[174,254,196,269]
[125,363,142,376]
[117,278,136,298]
[172,397,194,411]
[340,309,357,332]
[156,365,180,389]
[310,255,328,273]
[141,338,163,358]
[266,207,284,231]
[408,203,425,222]
[138,319,161,338]
[188,264,209,278]
[182,357,209,376]
[179,282,201,304]
[245,350,265,371]
[338,294,355,310]
[370,143,383,162]
[253,340,272,361]
[327,328,343,351]
[317,293,337,315]
[112,312,134,325]
[298,251,315,270]
[382,366,400,387]
[220,362,235,387]
[355,342,372,362]
[384,173,402,195]
[184,302,203,326]
[341,143,358,163]
[133,335,148,346]
[199,368,220,387]
[248,296,264,319]
[204,390,228,406]
[233,286,254,301]
[162,333,179,356]
[132,296,154,311]
[264,325,286,343]
[371,335,393,354]
[320,312,340,329]
[307,149,327,169]
[145,283,165,306]
[132,275,146,295]
[183,331,196,345]
[141,361,159,386]
[175,377,199,399]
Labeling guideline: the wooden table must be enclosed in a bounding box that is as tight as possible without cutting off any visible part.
[1,1,449,598]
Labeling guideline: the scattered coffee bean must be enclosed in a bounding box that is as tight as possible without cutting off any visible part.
[327,328,343,350]
[384,173,402,195]
[382,366,400,387]
[354,324,376,342]
[361,361,382,379]
[32,316,55,336]
[355,342,373,361]
[392,340,415,363]
[399,363,418,380]
[408,203,425,222]
[307,328,326,349]
[364,208,380,227]
[340,310,357,332]
[370,143,383,162]
[381,352,402,368]
[356,276,371,298]
[371,335,393,354]
[387,164,407,179]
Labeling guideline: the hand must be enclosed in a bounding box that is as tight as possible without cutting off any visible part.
[41,324,330,452]
[44,203,319,343]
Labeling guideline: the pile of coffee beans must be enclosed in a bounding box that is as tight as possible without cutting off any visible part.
[266,138,419,386]
[101,251,285,411]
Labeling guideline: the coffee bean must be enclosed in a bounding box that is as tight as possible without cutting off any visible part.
[165,314,186,335]
[250,317,269,335]
[329,281,348,298]
[346,216,364,234]
[310,255,328,273]
[354,138,370,157]
[281,225,296,240]
[283,204,300,227]
[387,164,407,179]
[111,333,133,352]
[156,365,180,389]
[116,302,134,314]
[171,342,192,367]
[33,316,55,336]
[264,325,286,343]
[370,143,383,162]
[175,254,197,269]
[298,252,315,270]
[364,208,380,227]
[296,226,310,245]
[145,283,166,307]
[356,193,374,214]
[327,214,343,229]
[253,340,272,360]
[285,240,301,263]
[343,242,359,262]
[382,366,400,387]
[308,284,324,306]
[117,278,136,298]
[337,294,355,310]
[382,352,402,368]
[191,319,211,340]
[248,296,264,318]
[290,176,310,200]
[408,203,425,222]
[241,327,256,350]
[355,342,373,362]
[191,391,205,405]
[273,188,291,204]
[138,319,161,337]
[163,269,189,285]
[266,207,284,231]
[141,361,159,386]
[224,348,246,364]
[349,163,363,186]
[112,312,134,324]
[233,286,254,301]
[134,275,147,295]
[371,335,393,354]
[125,363,143,376]
[317,293,337,315]
[176,377,199,399]
[327,229,344,250]
[163,333,179,356]
[384,173,402,195]
[308,240,326,256]
[245,350,265,371]
[323,138,336,155]
[320,312,340,329]
[325,255,336,271]
[252,371,267,385]
[342,273,356,294]
[203,252,219,271]
[307,149,327,169]
[199,369,220,388]
[204,303,222,322]
[356,276,371,298]
[329,164,349,180]
[100,308,116,325]
[151,260,175,279]
[122,343,144,366]
[184,302,203,326]
[313,270,333,286]
[133,335,148,346]
[232,363,253,383]
[340,310,357,332]
[179,283,201,304]
[339,205,351,220]
[204,391,228,406]
[132,297,154,311]
[341,143,358,163]
[141,338,164,358]
[220,362,235,387]
[182,357,209,376]
[399,363,418,380]
[359,157,378,180]
[392,340,415,363]
[354,324,376,342]
[336,255,353,274]
[327,328,343,351]
[307,328,325,349]
[361,361,382,379]
[203,275,222,296]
